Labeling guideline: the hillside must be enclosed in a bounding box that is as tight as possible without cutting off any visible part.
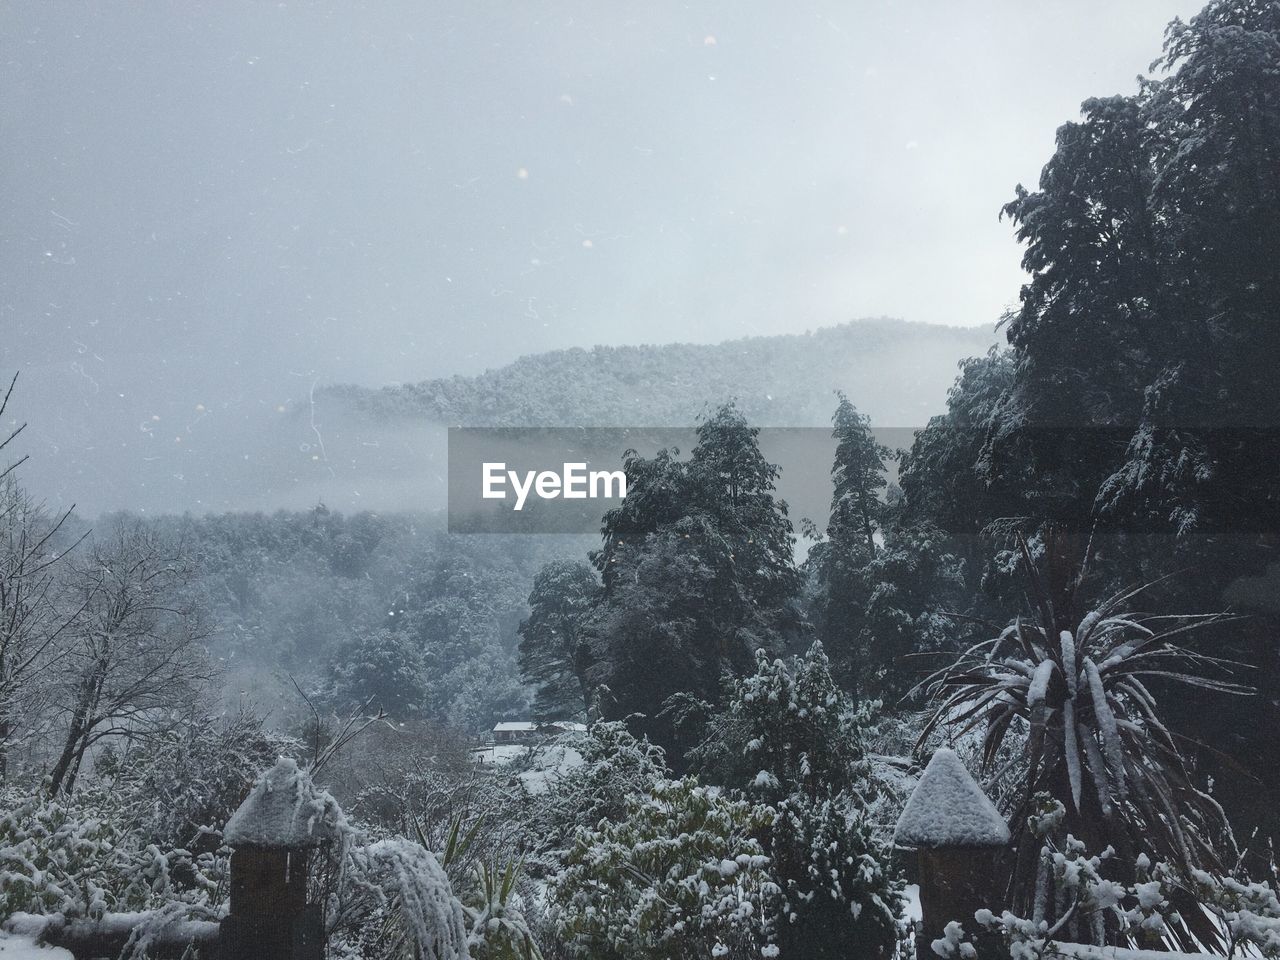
[12,319,997,516]
[324,319,997,429]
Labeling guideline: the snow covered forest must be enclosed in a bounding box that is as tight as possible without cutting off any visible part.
[3,0,1280,957]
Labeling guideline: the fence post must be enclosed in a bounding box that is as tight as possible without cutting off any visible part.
[220,757,341,960]
[893,748,1010,959]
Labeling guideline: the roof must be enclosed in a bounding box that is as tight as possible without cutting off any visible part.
[493,720,587,733]
[224,757,345,848]
[893,748,1010,849]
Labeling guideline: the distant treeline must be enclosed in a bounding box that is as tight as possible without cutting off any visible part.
[129,507,588,732]
[323,318,995,428]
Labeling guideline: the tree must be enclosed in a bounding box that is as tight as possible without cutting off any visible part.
[919,532,1244,947]
[516,560,599,721]
[0,479,83,782]
[526,720,667,869]
[809,394,968,700]
[587,402,803,761]
[0,375,87,782]
[690,645,904,959]
[990,0,1280,546]
[690,644,871,805]
[828,393,890,555]
[92,706,293,850]
[327,628,429,721]
[46,520,216,796]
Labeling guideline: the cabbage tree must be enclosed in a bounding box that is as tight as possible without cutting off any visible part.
[919,533,1246,934]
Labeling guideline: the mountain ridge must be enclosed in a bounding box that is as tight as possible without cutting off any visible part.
[323,318,998,429]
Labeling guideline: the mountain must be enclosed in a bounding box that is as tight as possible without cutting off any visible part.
[325,318,997,429]
[11,319,997,516]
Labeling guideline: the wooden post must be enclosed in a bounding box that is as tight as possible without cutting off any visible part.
[221,847,323,960]
[914,847,1000,959]
[219,758,340,960]
[893,749,1010,960]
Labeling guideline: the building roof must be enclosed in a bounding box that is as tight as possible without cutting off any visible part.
[893,748,1010,849]
[493,720,587,733]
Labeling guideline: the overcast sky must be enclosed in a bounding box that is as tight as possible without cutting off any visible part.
[1,0,1203,513]
[5,1,1200,383]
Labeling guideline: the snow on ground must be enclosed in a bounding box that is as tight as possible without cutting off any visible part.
[901,884,922,924]
[518,745,585,795]
[0,932,72,959]
[469,744,532,765]
[469,740,585,794]
[1049,945,1218,960]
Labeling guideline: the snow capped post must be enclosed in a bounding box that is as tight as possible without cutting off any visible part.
[221,757,346,960]
[894,748,1010,960]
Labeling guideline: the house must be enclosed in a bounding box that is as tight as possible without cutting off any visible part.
[492,720,586,744]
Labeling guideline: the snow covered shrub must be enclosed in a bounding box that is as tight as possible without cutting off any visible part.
[435,817,543,960]
[919,532,1243,931]
[690,644,871,805]
[767,792,905,959]
[525,720,667,870]
[931,822,1280,959]
[93,707,294,850]
[547,777,777,960]
[689,644,906,958]
[0,787,223,921]
[339,836,470,960]
[1179,865,1280,958]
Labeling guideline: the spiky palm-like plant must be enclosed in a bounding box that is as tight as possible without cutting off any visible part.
[919,532,1246,946]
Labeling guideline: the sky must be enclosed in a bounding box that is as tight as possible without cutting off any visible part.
[0,0,1202,511]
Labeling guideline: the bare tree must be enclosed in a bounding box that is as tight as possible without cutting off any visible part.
[0,480,87,780]
[0,373,87,780]
[0,373,29,484]
[46,518,217,795]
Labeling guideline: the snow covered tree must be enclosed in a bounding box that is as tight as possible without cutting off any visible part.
[809,517,967,702]
[691,645,904,959]
[691,643,870,804]
[327,628,429,721]
[46,519,217,797]
[93,707,295,850]
[810,392,967,699]
[526,720,667,871]
[586,402,803,762]
[828,393,890,555]
[0,476,82,782]
[548,776,777,960]
[516,560,599,721]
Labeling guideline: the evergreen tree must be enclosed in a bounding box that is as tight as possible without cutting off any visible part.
[828,392,891,555]
[690,645,904,959]
[586,402,802,763]
[810,395,967,699]
[516,560,599,721]
[326,628,428,720]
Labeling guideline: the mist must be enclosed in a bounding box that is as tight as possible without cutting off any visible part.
[3,0,1197,515]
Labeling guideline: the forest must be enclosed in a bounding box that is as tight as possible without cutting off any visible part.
[2,1,1280,958]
